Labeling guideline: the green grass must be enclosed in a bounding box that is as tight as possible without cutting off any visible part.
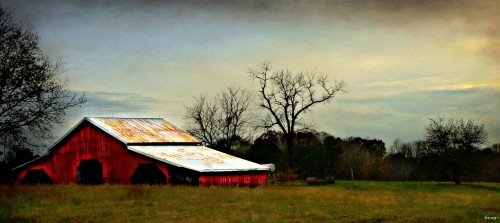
[1,181,499,222]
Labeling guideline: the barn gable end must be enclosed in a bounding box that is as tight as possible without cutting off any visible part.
[14,120,169,184]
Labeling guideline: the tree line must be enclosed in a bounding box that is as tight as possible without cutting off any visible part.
[234,124,498,185]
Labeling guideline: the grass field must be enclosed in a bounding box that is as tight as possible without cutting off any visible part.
[1,181,499,222]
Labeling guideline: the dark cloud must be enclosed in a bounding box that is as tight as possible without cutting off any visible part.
[4,0,498,23]
[3,0,498,46]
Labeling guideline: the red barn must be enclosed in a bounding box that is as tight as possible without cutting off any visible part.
[13,117,269,187]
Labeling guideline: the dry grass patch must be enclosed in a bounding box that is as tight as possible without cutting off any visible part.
[1,181,499,222]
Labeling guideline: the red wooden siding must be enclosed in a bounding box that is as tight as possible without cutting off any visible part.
[200,172,268,187]
[17,122,169,184]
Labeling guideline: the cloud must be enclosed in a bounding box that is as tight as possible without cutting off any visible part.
[82,91,164,113]
[63,91,170,124]
[361,77,500,94]
[327,86,500,143]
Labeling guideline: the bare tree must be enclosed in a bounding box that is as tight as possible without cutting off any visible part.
[185,95,220,147]
[218,87,254,150]
[341,143,368,181]
[389,138,417,159]
[248,61,346,168]
[388,138,404,155]
[388,139,416,180]
[185,87,253,152]
[424,118,487,185]
[0,6,86,157]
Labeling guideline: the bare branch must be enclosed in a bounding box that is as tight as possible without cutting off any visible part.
[248,62,346,168]
[185,87,254,151]
[0,6,86,155]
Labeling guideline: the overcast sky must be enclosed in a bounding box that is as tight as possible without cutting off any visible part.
[3,0,500,148]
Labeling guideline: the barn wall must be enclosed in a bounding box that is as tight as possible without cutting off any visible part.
[17,122,169,184]
[200,172,268,187]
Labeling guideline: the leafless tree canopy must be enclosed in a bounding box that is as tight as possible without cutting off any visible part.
[425,118,487,155]
[0,6,86,155]
[424,118,487,185]
[185,87,253,151]
[341,143,368,181]
[248,61,346,167]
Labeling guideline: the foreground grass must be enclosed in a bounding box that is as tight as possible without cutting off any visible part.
[1,181,499,223]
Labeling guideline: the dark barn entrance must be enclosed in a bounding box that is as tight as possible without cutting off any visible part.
[21,169,53,185]
[169,166,200,186]
[77,159,104,184]
[130,163,166,185]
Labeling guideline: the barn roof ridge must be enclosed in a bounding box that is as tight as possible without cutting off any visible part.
[86,117,201,144]
[86,117,164,119]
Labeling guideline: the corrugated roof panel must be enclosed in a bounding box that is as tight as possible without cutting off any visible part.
[87,117,201,144]
[128,145,270,172]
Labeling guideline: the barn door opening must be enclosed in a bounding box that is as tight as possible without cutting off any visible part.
[77,159,104,184]
[21,169,53,185]
[130,163,166,185]
[169,166,200,186]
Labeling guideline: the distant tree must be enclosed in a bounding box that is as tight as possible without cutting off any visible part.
[411,140,427,160]
[248,62,346,168]
[389,138,419,159]
[388,138,404,155]
[345,136,385,155]
[293,132,323,179]
[0,6,86,157]
[424,118,487,185]
[492,143,500,153]
[322,134,343,177]
[247,131,343,180]
[335,137,388,180]
[185,87,253,152]
[387,139,419,181]
[340,142,368,181]
[185,94,218,147]
[246,131,284,169]
[476,148,500,182]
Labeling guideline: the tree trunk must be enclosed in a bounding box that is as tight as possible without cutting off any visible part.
[350,167,354,181]
[286,135,294,169]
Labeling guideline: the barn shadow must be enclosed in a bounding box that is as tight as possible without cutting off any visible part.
[130,163,166,185]
[76,159,104,185]
[20,169,53,185]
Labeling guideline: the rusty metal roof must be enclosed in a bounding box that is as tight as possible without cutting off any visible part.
[87,117,201,144]
[128,145,270,172]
